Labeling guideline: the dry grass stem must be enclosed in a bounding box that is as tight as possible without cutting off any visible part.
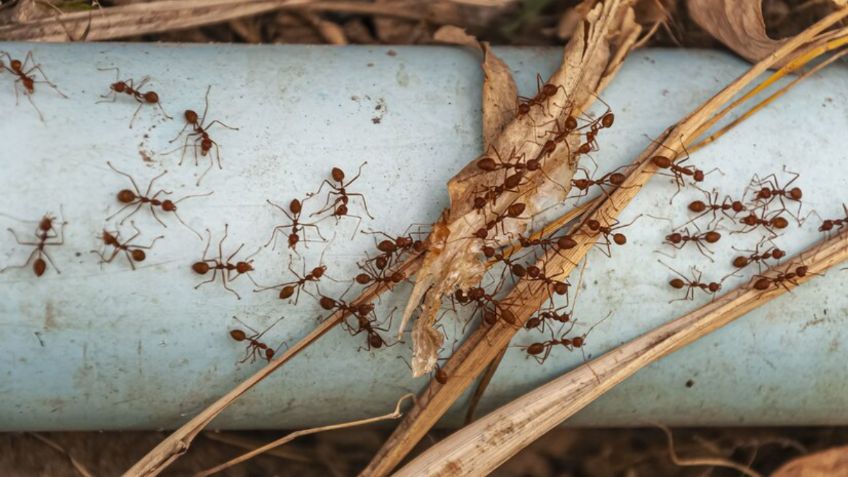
[659,425,764,477]
[360,7,848,476]
[194,394,413,477]
[202,432,313,463]
[27,433,94,477]
[391,230,848,476]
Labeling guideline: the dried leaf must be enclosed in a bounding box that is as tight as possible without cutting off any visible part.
[771,445,848,477]
[687,0,787,63]
[556,0,595,39]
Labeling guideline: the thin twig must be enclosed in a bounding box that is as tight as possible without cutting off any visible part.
[658,424,764,477]
[27,433,95,477]
[193,394,414,477]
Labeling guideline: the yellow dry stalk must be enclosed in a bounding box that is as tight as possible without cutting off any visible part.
[359,7,848,477]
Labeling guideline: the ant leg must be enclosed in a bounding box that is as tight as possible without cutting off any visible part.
[145,170,168,198]
[200,85,212,125]
[39,249,62,274]
[24,89,45,122]
[26,63,67,98]
[196,154,215,186]
[344,161,368,188]
[195,268,219,289]
[217,225,229,260]
[172,211,203,240]
[114,203,144,225]
[0,248,38,273]
[147,205,167,228]
[345,192,375,219]
[226,243,245,264]
[7,228,38,246]
[107,161,143,196]
[168,122,191,144]
[205,119,239,131]
[129,102,144,129]
[300,223,327,241]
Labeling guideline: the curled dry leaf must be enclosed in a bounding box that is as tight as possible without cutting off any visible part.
[771,445,848,477]
[687,0,787,63]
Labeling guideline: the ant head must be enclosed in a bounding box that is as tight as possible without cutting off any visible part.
[553,282,569,295]
[117,189,137,203]
[334,203,348,217]
[474,228,488,240]
[609,173,626,185]
[236,261,253,274]
[396,236,413,248]
[732,201,745,213]
[754,277,772,290]
[507,203,526,217]
[693,169,705,182]
[200,138,213,152]
[264,348,275,361]
[229,329,247,341]
[578,143,592,155]
[666,232,682,243]
[541,83,558,97]
[312,266,326,278]
[468,287,485,300]
[733,256,749,268]
[708,282,721,293]
[704,231,721,243]
[161,200,176,212]
[757,188,772,199]
[586,219,601,231]
[331,167,345,182]
[483,309,498,325]
[289,199,302,214]
[601,112,615,128]
[651,156,671,168]
[571,336,585,348]
[34,258,46,277]
[184,109,199,124]
[789,187,803,200]
[613,233,627,245]
[143,91,159,104]
[572,178,590,190]
[391,271,405,283]
[820,220,834,232]
[10,59,22,71]
[192,262,210,275]
[741,214,758,226]
[669,278,685,289]
[279,286,295,300]
[288,233,299,248]
[111,81,127,92]
[796,265,808,277]
[517,103,531,115]
[131,249,146,262]
[477,157,497,171]
[564,116,578,130]
[38,216,54,231]
[357,303,374,316]
[319,296,337,310]
[375,255,389,270]
[511,264,526,278]
[525,317,541,330]
[688,200,706,213]
[526,265,541,278]
[557,235,577,250]
[771,248,786,259]
[473,196,487,210]
[101,230,118,244]
[355,273,372,285]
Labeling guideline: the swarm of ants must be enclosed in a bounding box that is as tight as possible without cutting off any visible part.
[1,48,841,381]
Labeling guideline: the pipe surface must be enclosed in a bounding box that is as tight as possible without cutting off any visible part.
[0,43,846,431]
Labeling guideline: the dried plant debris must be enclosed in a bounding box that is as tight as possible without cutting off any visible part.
[772,444,848,477]
[402,0,641,377]
[687,0,788,62]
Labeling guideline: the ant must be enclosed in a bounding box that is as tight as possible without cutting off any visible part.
[517,73,566,117]
[265,198,325,251]
[483,245,529,281]
[363,228,427,266]
[463,286,518,327]
[569,165,630,199]
[310,162,374,235]
[524,305,572,334]
[97,67,171,128]
[659,260,722,302]
[192,225,261,300]
[580,105,616,152]
[685,188,746,226]
[1,211,66,277]
[749,169,803,215]
[525,264,570,303]
[92,222,163,270]
[355,258,406,292]
[522,312,610,365]
[663,225,722,260]
[320,294,394,351]
[735,210,790,236]
[473,202,526,240]
[254,256,330,303]
[730,240,785,272]
[0,51,66,121]
[168,85,238,185]
[475,148,536,174]
[816,204,848,234]
[580,216,636,257]
[229,316,285,363]
[106,162,210,239]
[753,264,809,292]
[649,142,715,202]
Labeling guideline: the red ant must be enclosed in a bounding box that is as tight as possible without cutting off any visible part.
[522,313,610,365]
[97,67,171,128]
[730,240,785,272]
[524,305,572,333]
[475,147,537,174]
[265,198,325,251]
[663,225,722,260]
[92,222,163,270]
[649,143,715,202]
[752,264,810,292]
[816,204,848,233]
[169,85,238,185]
[749,169,803,215]
[254,256,330,303]
[735,210,790,236]
[524,264,570,303]
[659,260,723,302]
[310,163,374,234]
[363,228,427,267]
[685,188,746,226]
[0,51,66,121]
[463,286,518,327]
[580,216,636,257]
[355,258,406,292]
[580,105,616,152]
[483,245,529,281]
[192,225,261,300]
[1,211,66,277]
[517,74,566,117]
[473,202,527,240]
[320,294,394,351]
[229,316,285,363]
[569,165,630,199]
[106,162,210,239]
